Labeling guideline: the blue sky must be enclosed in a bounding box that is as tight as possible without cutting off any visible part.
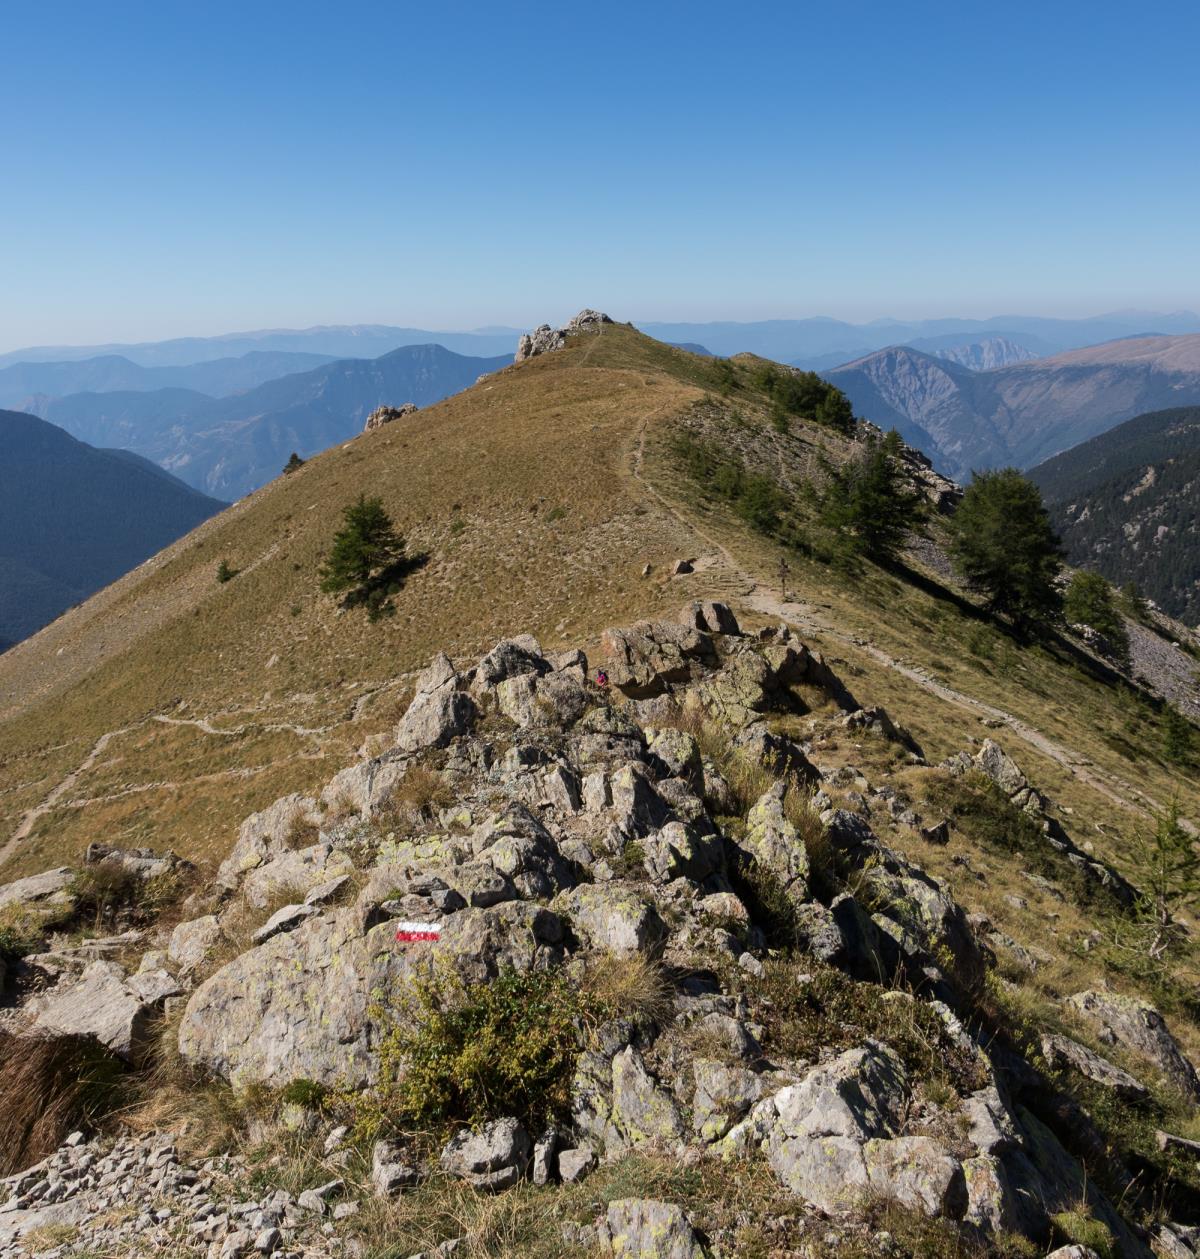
[3,0,1199,349]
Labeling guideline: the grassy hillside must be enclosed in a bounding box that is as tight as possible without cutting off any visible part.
[1,322,1196,921]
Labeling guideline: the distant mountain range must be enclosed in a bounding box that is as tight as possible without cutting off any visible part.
[641,310,1200,365]
[6,310,1197,373]
[1030,405,1200,626]
[0,409,224,649]
[40,344,511,500]
[823,334,1200,480]
[0,324,522,369]
[0,350,336,412]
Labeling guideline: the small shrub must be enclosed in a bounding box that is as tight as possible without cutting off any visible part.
[280,1078,330,1109]
[216,559,236,583]
[543,506,567,523]
[577,953,673,1025]
[383,765,456,827]
[376,965,598,1135]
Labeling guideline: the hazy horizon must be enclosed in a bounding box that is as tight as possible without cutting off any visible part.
[4,306,1200,361]
[4,1,1198,350]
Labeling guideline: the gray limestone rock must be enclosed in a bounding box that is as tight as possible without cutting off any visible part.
[599,1198,706,1259]
[439,1118,531,1190]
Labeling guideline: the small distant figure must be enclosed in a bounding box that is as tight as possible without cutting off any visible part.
[595,669,609,688]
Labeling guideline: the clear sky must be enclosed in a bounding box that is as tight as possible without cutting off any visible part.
[3,0,1199,349]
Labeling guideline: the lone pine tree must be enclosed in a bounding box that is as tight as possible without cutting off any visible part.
[319,495,412,620]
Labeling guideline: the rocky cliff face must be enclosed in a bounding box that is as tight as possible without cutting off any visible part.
[827,334,1200,480]
[0,606,1196,1258]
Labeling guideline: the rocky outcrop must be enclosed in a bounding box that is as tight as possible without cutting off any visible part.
[1,613,1176,1257]
[363,402,418,432]
[28,960,177,1062]
[945,738,1137,907]
[1067,990,1200,1101]
[515,310,613,363]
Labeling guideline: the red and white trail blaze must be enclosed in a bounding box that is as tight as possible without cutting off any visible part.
[394,921,441,943]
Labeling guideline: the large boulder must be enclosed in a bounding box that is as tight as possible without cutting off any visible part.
[611,1046,687,1146]
[395,653,477,753]
[679,601,740,636]
[168,915,222,975]
[216,792,322,890]
[29,961,167,1061]
[1041,1032,1149,1102]
[692,1060,765,1142]
[863,1135,967,1218]
[764,1041,909,1214]
[178,902,563,1088]
[600,622,713,698]
[1067,991,1200,1101]
[738,782,811,904]
[599,1199,707,1259]
[469,635,547,695]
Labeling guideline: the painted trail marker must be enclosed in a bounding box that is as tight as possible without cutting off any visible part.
[394,921,441,944]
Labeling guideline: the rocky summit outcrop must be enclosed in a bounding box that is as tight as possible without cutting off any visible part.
[363,402,418,432]
[0,602,1192,1258]
[515,309,613,363]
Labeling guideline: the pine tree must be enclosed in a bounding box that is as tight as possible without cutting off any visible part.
[949,469,1062,631]
[1126,802,1200,962]
[819,430,925,563]
[1163,705,1194,766]
[216,559,235,584]
[1063,570,1130,666]
[319,495,409,620]
[283,451,305,474]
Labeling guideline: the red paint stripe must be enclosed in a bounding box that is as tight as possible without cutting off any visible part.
[395,929,441,942]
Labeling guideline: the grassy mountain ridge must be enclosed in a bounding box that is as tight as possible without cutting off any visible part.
[0,322,1194,893]
[1032,405,1200,624]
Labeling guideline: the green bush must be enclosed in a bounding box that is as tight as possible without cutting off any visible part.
[216,559,236,583]
[377,966,592,1134]
[280,1078,330,1109]
[734,959,986,1096]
